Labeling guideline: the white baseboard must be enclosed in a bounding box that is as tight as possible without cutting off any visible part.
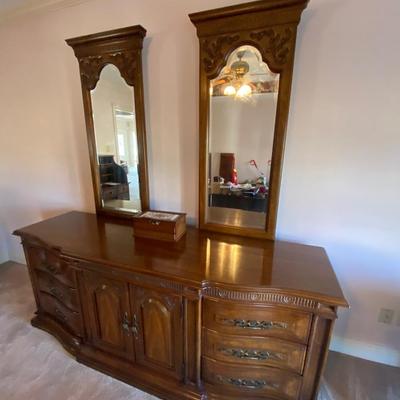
[330,336,400,367]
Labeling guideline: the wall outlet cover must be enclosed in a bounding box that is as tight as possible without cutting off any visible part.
[378,308,395,324]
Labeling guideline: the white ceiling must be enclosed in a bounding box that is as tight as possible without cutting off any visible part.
[0,0,92,22]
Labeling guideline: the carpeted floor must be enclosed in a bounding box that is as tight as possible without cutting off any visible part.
[0,262,399,400]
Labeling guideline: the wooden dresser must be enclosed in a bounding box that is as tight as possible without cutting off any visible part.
[14,211,347,400]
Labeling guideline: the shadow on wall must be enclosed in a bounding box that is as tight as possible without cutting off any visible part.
[316,240,399,366]
[0,224,10,263]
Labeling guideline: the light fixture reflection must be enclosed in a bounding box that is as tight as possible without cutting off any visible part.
[223,85,236,96]
[237,84,252,98]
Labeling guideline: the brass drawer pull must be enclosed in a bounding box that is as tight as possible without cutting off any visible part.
[121,312,139,337]
[222,318,288,330]
[132,314,139,338]
[44,264,58,274]
[219,348,284,361]
[49,287,64,300]
[54,307,67,322]
[149,220,161,226]
[122,312,131,335]
[216,375,278,390]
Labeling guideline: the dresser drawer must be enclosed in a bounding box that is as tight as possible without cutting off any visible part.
[27,246,77,288]
[203,299,311,344]
[203,357,302,400]
[39,292,82,337]
[37,270,79,311]
[203,329,306,374]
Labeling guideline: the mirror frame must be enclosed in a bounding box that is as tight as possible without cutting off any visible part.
[67,26,149,218]
[190,0,309,240]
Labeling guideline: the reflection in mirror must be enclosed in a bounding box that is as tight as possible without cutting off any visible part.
[91,64,141,213]
[207,45,279,230]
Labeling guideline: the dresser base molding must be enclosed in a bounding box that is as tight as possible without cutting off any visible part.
[31,314,81,356]
[77,352,203,400]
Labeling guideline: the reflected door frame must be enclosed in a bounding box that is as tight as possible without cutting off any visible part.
[112,103,137,166]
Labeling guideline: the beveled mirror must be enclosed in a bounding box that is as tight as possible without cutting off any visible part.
[190,0,309,239]
[67,26,149,217]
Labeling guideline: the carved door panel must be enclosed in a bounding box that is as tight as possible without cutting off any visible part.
[82,271,134,361]
[131,286,183,380]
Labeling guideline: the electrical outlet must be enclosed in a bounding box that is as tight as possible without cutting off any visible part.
[378,308,394,324]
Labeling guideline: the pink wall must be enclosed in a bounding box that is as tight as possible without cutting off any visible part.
[0,0,399,365]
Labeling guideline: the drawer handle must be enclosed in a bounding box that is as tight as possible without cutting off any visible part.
[122,312,131,336]
[219,348,284,361]
[44,264,58,274]
[149,220,161,226]
[49,287,64,300]
[223,318,288,330]
[216,375,278,390]
[54,307,67,322]
[132,314,139,338]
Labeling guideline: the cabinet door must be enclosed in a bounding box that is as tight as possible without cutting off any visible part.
[82,271,134,361]
[131,286,183,380]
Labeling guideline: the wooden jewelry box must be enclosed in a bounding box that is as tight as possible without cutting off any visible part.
[132,211,186,242]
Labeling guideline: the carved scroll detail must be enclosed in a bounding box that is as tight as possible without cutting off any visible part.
[250,27,294,66]
[203,287,317,309]
[200,34,240,77]
[78,51,138,90]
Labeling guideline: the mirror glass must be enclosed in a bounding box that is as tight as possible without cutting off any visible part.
[207,45,279,229]
[91,64,141,213]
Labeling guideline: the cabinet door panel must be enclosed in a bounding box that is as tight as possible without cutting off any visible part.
[132,286,183,380]
[82,271,133,360]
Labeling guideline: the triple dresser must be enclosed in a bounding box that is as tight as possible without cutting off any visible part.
[14,211,348,400]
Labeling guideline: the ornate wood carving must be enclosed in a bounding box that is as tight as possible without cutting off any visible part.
[200,26,295,78]
[203,287,317,309]
[250,26,294,68]
[78,51,139,90]
[200,34,240,77]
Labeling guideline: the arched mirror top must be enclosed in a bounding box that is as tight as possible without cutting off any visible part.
[67,25,146,91]
[210,45,279,99]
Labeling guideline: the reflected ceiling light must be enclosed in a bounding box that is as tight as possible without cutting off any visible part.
[224,85,236,96]
[237,84,252,97]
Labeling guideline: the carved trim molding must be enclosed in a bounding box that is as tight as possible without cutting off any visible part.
[78,51,139,90]
[200,26,295,78]
[201,34,240,77]
[203,287,317,309]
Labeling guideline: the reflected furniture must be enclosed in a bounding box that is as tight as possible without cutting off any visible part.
[99,155,130,201]
[14,211,348,400]
[66,26,149,217]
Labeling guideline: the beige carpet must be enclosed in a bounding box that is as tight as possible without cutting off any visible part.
[0,262,399,400]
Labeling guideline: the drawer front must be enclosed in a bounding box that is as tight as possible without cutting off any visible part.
[36,270,79,311]
[203,300,311,344]
[204,329,306,374]
[28,246,76,288]
[39,292,82,337]
[203,357,301,400]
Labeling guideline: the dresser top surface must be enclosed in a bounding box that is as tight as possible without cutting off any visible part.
[14,211,347,306]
